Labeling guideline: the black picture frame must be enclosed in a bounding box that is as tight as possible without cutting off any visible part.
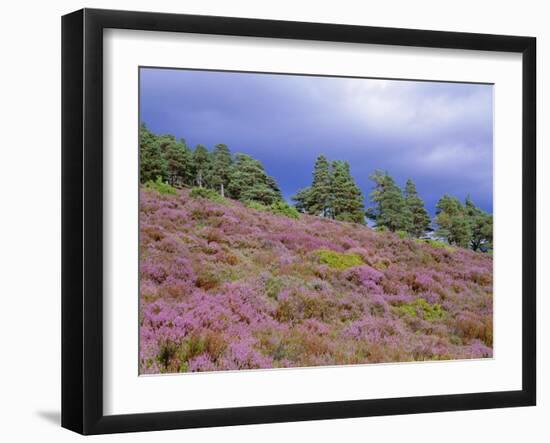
[62,8,536,435]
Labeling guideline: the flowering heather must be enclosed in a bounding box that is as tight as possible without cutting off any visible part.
[139,188,493,374]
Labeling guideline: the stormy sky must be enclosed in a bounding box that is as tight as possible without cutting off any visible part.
[139,67,493,215]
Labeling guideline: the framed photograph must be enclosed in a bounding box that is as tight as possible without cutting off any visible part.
[62,8,536,435]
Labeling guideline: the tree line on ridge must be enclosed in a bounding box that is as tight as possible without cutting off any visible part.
[140,124,492,251]
[140,124,282,205]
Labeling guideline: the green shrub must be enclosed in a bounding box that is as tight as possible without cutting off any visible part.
[375,225,389,233]
[396,230,408,239]
[145,176,177,195]
[264,275,283,299]
[269,201,300,219]
[195,269,222,290]
[175,332,227,372]
[315,249,364,270]
[157,339,178,370]
[415,238,455,252]
[373,260,390,271]
[245,200,300,219]
[395,303,417,318]
[244,200,269,212]
[394,298,445,322]
[190,187,226,204]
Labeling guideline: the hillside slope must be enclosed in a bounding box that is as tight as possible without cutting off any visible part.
[140,188,493,374]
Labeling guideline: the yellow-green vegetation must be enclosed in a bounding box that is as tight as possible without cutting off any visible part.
[245,200,300,219]
[395,298,446,321]
[244,200,268,211]
[415,238,456,252]
[269,201,300,219]
[157,333,227,373]
[373,260,390,271]
[265,275,284,299]
[190,187,228,204]
[315,249,364,270]
[145,176,178,195]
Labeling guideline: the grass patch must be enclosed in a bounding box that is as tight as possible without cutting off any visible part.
[269,201,300,219]
[145,177,177,195]
[415,238,455,252]
[245,200,300,220]
[315,249,364,270]
[394,298,445,322]
[265,275,284,299]
[244,200,268,211]
[190,187,227,204]
[373,259,390,271]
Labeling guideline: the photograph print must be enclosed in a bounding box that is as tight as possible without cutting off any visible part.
[139,68,493,375]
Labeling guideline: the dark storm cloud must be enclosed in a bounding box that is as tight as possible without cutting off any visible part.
[140,68,493,214]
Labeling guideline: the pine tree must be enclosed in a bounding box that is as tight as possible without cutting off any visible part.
[330,161,365,224]
[292,187,313,213]
[309,155,333,217]
[266,175,283,199]
[293,157,364,223]
[208,144,233,197]
[470,212,493,251]
[158,135,193,186]
[139,123,167,183]
[192,144,210,188]
[404,179,431,237]
[227,153,282,205]
[365,170,385,224]
[366,170,412,232]
[464,196,493,251]
[435,194,472,248]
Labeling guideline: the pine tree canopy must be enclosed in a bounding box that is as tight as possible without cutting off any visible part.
[435,194,472,248]
[227,153,282,205]
[464,195,493,251]
[192,144,211,188]
[292,187,314,213]
[331,161,365,224]
[293,156,365,224]
[366,170,412,232]
[309,155,333,217]
[158,136,193,186]
[139,124,167,183]
[139,127,282,206]
[208,144,233,196]
[404,178,431,237]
